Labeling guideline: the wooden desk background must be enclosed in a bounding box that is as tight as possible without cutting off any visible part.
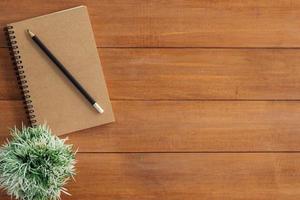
[1,0,300,199]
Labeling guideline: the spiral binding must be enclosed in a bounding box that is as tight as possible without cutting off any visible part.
[4,26,37,126]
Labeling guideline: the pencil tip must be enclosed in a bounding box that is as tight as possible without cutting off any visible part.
[27,29,35,37]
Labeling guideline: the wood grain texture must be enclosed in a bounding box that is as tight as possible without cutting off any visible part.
[2,48,300,100]
[1,0,300,47]
[1,153,300,200]
[1,100,300,152]
[103,48,300,100]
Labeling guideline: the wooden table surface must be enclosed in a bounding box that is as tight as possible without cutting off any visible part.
[1,1,300,199]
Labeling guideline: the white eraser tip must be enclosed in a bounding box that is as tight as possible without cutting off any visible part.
[93,103,104,114]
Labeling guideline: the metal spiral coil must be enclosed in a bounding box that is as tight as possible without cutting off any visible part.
[4,26,37,126]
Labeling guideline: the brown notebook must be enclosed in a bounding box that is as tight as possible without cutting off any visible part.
[4,6,115,135]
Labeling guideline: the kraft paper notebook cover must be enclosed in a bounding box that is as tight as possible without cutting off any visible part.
[4,6,115,135]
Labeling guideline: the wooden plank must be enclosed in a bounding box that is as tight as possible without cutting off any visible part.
[0,48,20,100]
[2,48,300,100]
[1,0,300,47]
[1,100,300,152]
[102,48,300,100]
[1,153,300,199]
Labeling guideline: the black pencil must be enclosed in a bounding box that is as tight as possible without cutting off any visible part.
[27,29,104,113]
